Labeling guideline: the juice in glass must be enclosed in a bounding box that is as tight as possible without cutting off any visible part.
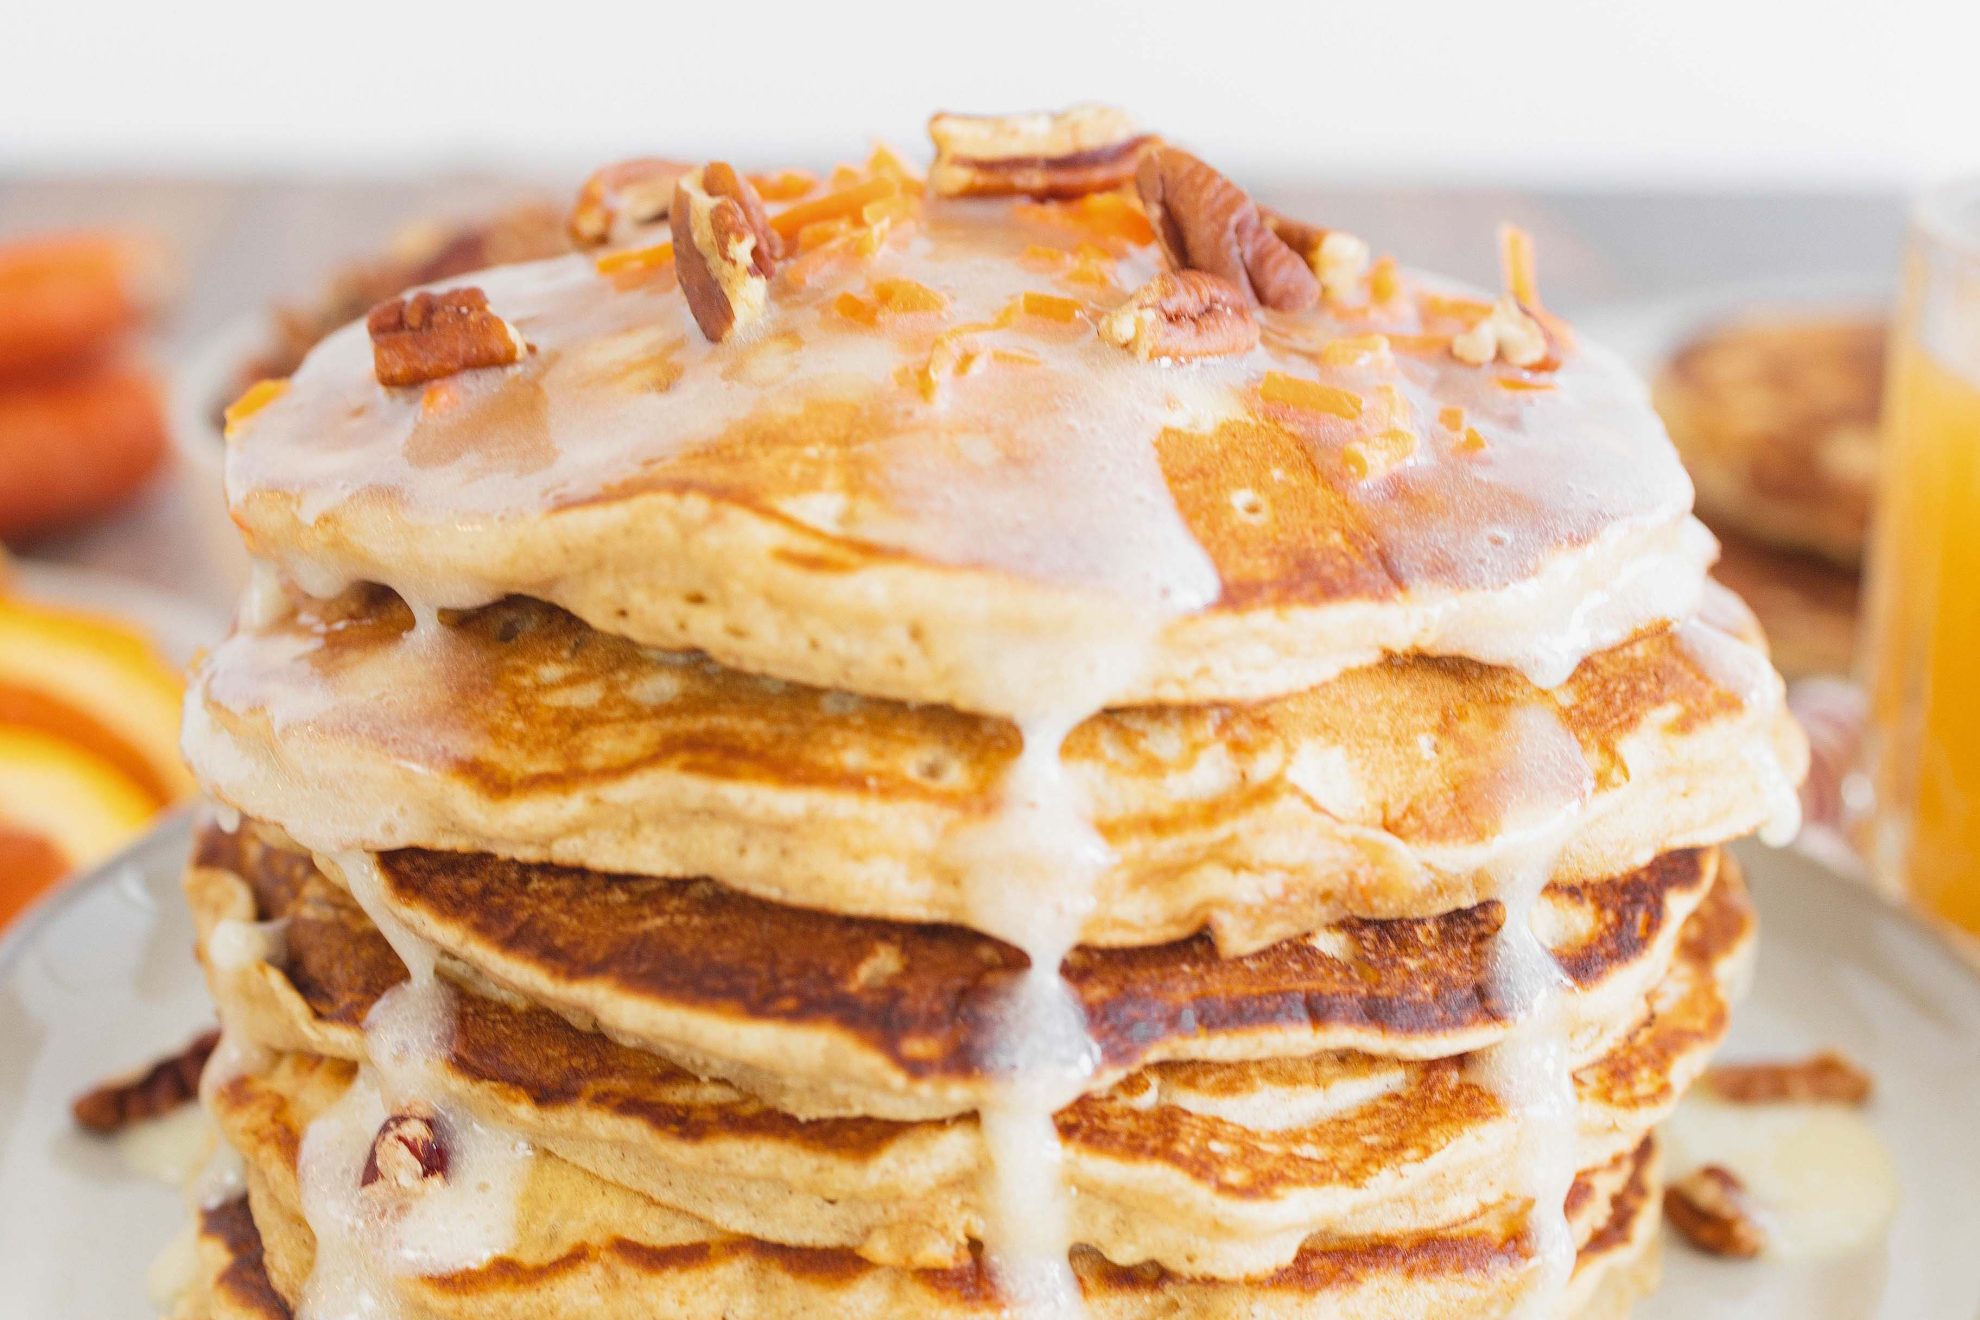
[1863,181,1980,932]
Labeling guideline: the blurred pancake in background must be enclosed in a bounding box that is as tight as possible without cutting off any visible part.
[1650,310,1886,678]
[1654,312,1883,568]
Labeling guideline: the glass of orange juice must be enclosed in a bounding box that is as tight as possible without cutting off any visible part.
[1863,179,1980,933]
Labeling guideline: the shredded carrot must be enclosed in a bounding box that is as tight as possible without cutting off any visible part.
[1343,428,1417,480]
[831,292,880,326]
[865,143,925,193]
[594,241,674,276]
[772,178,902,241]
[750,170,819,202]
[1318,334,1393,368]
[872,278,948,314]
[796,219,854,252]
[1260,372,1363,419]
[1368,255,1402,305]
[419,381,463,415]
[223,378,289,438]
[1019,291,1084,323]
[1500,224,1540,308]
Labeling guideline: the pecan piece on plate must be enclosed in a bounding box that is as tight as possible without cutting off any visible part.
[367,286,527,388]
[72,1029,220,1133]
[1703,1051,1874,1106]
[1136,147,1318,312]
[672,162,782,343]
[1665,1164,1770,1258]
[928,104,1156,200]
[569,157,694,247]
[361,1105,450,1190]
[1099,270,1258,361]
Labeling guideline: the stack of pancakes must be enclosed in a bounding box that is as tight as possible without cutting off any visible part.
[167,113,1804,1319]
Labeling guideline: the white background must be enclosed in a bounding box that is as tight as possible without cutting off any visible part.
[1,0,1974,186]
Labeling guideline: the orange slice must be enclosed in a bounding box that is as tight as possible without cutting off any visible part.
[0,726,155,927]
[0,595,189,804]
[0,820,69,927]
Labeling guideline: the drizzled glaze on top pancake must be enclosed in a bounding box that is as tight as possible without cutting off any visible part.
[226,183,1708,716]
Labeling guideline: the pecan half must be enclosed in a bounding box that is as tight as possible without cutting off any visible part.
[1665,1165,1769,1258]
[672,163,781,343]
[928,104,1155,200]
[360,1106,450,1189]
[1267,210,1373,304]
[1136,148,1318,312]
[568,157,693,248]
[1704,1051,1874,1106]
[1099,270,1258,361]
[72,1029,220,1133]
[367,287,527,388]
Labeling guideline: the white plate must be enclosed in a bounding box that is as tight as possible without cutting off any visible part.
[2,823,1977,1318]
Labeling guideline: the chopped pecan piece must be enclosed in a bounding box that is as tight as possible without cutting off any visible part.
[1704,1051,1874,1106]
[72,1029,220,1133]
[928,104,1156,200]
[1136,148,1318,312]
[672,163,782,343]
[1099,270,1258,361]
[367,287,527,388]
[1450,296,1549,368]
[1665,1165,1769,1258]
[568,157,693,248]
[361,1105,450,1189]
[1265,211,1375,305]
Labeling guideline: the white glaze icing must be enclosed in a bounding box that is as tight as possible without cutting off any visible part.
[1466,705,1596,1318]
[1665,1093,1898,1259]
[225,197,1703,703]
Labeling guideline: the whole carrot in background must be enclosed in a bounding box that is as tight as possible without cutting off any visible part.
[0,355,166,539]
[0,233,162,380]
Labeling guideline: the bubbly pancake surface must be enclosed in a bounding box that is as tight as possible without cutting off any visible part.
[189,583,1803,950]
[226,196,1709,714]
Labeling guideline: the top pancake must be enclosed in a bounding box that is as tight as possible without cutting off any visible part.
[224,161,1707,716]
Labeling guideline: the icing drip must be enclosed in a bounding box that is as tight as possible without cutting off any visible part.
[945,621,1171,1314]
[1676,584,1806,846]
[287,853,532,1320]
[1467,706,1595,1318]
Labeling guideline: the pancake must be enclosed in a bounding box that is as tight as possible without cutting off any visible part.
[174,1187,1661,1320]
[1654,312,1883,568]
[189,823,1719,1120]
[1708,526,1858,679]
[187,582,1803,952]
[204,1047,1662,1320]
[171,1199,291,1320]
[187,825,1746,1277]
[224,170,1712,720]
